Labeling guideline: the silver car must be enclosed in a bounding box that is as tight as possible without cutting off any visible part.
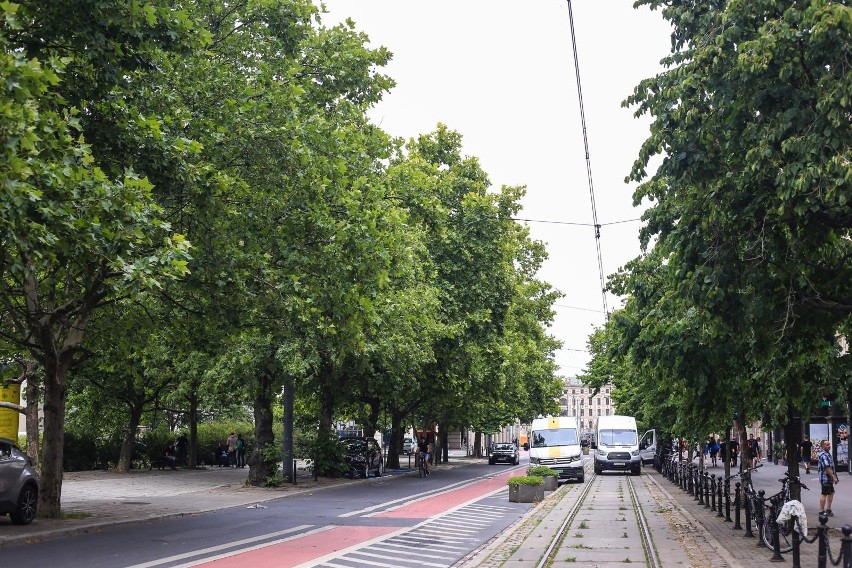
[0,437,39,525]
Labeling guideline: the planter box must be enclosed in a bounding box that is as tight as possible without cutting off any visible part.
[542,475,558,491]
[509,483,545,503]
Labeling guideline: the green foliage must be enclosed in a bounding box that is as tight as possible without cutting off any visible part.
[527,466,559,478]
[582,0,852,441]
[194,421,254,465]
[309,430,349,478]
[507,475,544,486]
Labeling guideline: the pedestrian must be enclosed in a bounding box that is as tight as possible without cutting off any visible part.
[799,435,813,474]
[227,432,237,467]
[175,432,188,467]
[748,434,760,468]
[235,433,246,468]
[163,443,177,470]
[216,442,229,467]
[817,438,839,516]
[709,437,719,467]
[729,437,739,467]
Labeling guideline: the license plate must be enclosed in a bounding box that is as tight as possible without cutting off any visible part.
[613,462,625,466]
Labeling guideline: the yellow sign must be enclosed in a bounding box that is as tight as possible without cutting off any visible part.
[0,384,21,440]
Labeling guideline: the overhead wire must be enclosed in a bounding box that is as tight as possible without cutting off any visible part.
[566,0,608,315]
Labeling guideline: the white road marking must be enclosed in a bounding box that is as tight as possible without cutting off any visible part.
[123,525,316,568]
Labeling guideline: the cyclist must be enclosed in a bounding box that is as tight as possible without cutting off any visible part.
[418,436,430,475]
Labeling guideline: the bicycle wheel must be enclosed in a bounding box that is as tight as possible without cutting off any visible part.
[761,513,794,553]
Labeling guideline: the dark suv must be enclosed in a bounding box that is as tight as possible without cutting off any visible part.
[0,437,39,525]
[489,442,520,465]
[340,437,384,478]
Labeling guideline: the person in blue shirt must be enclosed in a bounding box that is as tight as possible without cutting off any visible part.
[817,439,840,516]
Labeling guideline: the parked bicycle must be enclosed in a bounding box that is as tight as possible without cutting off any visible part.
[764,471,809,553]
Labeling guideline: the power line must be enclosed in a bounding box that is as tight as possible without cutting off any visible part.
[567,0,608,315]
[511,217,641,227]
[553,303,607,314]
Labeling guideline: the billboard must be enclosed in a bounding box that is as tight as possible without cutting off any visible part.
[0,384,21,440]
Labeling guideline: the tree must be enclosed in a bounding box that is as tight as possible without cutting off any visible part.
[581,0,850,456]
[0,1,198,516]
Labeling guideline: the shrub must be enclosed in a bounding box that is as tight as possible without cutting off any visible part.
[507,475,544,486]
[309,429,349,478]
[527,465,559,477]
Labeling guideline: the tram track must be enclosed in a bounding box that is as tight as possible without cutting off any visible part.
[535,470,662,568]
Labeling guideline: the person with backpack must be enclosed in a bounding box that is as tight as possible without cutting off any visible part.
[235,433,246,468]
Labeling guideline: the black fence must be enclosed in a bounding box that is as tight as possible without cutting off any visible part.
[658,453,852,568]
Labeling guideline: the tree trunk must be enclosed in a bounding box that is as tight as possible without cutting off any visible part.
[474,431,482,458]
[116,401,144,472]
[25,368,40,470]
[317,364,336,434]
[386,409,405,469]
[248,368,276,486]
[364,398,380,441]
[785,405,802,500]
[188,388,199,468]
[440,429,449,464]
[40,361,68,518]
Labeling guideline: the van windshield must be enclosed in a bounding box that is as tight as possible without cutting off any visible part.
[599,429,637,446]
[531,428,578,447]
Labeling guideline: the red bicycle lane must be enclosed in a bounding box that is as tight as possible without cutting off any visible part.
[193,467,524,568]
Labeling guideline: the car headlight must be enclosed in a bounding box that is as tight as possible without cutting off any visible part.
[568,455,580,462]
[631,450,640,457]
[529,456,539,464]
[598,449,606,456]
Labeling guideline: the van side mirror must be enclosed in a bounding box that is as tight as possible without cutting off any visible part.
[590,442,597,449]
[523,443,530,451]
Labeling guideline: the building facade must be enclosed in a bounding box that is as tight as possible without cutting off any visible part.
[558,376,615,433]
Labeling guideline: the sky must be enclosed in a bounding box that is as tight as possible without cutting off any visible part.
[318,1,673,377]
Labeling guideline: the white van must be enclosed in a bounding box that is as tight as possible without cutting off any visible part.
[528,416,584,483]
[593,415,654,475]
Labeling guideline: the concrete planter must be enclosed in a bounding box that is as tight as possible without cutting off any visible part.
[508,483,545,503]
[542,475,558,491]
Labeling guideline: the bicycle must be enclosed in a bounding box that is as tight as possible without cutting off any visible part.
[762,471,809,552]
[725,463,764,537]
[418,451,430,478]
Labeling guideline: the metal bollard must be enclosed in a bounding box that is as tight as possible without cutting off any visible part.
[725,479,732,522]
[696,468,703,503]
[755,490,767,548]
[816,513,828,568]
[791,514,800,568]
[839,524,851,568]
[744,490,754,538]
[733,482,742,530]
[711,474,717,512]
[705,472,711,509]
[768,496,784,562]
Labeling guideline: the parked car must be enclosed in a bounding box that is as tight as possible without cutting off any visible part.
[0,437,39,525]
[340,437,384,478]
[489,442,520,465]
[402,438,416,455]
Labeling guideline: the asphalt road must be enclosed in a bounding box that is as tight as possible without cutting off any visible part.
[0,460,533,568]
